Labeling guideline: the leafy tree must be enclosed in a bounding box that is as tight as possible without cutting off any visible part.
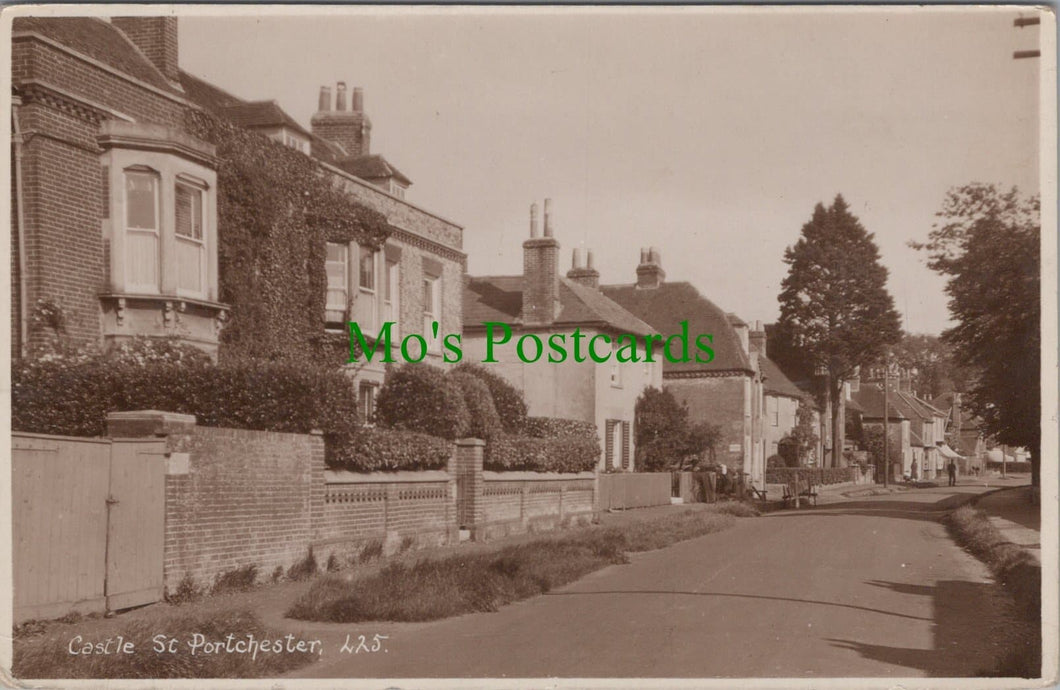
[862,425,903,482]
[911,184,1040,486]
[777,195,902,467]
[634,387,721,471]
[780,395,819,466]
[890,333,971,399]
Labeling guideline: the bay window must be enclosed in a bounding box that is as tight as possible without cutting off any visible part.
[123,169,161,293]
[358,245,379,331]
[422,274,441,351]
[175,179,206,297]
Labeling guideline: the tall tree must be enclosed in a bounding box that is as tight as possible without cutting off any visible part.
[777,195,902,467]
[911,184,1040,486]
[890,333,971,400]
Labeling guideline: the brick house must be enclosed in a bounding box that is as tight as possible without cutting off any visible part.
[11,17,464,418]
[601,250,768,486]
[759,352,816,463]
[852,375,948,480]
[462,202,662,470]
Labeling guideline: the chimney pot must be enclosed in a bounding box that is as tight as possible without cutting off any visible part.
[318,86,332,112]
[649,246,661,264]
[639,248,649,264]
[530,203,540,238]
[336,82,347,111]
[353,87,364,112]
[586,249,595,270]
[543,198,554,238]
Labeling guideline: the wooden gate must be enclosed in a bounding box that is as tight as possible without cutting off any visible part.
[12,433,166,622]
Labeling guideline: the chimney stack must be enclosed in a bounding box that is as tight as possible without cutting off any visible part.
[112,17,181,85]
[749,320,767,359]
[311,82,372,158]
[567,247,600,289]
[522,199,561,325]
[635,245,666,289]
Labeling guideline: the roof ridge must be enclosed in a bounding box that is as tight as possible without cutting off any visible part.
[107,17,182,94]
[559,277,656,335]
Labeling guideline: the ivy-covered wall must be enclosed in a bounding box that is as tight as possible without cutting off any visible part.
[184,110,391,362]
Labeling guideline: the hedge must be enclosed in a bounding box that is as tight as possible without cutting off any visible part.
[451,362,527,433]
[12,351,360,448]
[330,427,453,472]
[448,371,503,440]
[765,467,856,486]
[374,363,471,440]
[521,416,597,440]
[484,434,599,473]
[985,461,1033,474]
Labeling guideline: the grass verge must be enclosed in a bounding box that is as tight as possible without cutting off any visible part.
[13,608,317,679]
[945,503,1041,678]
[287,504,748,623]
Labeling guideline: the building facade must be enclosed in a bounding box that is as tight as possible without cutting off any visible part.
[11,17,464,422]
[462,202,662,470]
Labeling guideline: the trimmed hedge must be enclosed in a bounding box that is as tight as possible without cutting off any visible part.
[448,371,503,440]
[484,434,599,473]
[765,467,856,486]
[331,427,453,472]
[374,363,471,440]
[451,362,527,432]
[521,416,597,439]
[12,352,360,449]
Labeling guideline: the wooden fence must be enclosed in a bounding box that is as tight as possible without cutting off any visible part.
[12,432,166,622]
[597,472,671,510]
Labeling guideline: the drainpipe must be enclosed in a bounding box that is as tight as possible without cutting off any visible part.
[12,96,28,358]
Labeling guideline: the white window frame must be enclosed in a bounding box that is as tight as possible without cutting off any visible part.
[174,176,208,299]
[123,167,162,294]
[384,258,400,340]
[325,242,349,329]
[359,246,380,332]
[422,274,441,352]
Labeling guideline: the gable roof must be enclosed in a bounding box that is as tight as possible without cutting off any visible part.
[464,275,655,337]
[760,356,804,399]
[178,70,245,111]
[14,17,180,95]
[851,386,907,421]
[218,100,311,138]
[600,281,752,374]
[337,154,412,186]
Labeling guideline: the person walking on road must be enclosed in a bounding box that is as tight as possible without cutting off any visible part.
[947,460,957,487]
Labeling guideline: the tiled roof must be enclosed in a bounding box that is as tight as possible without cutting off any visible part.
[760,356,804,399]
[218,100,311,138]
[337,154,411,186]
[600,282,753,374]
[14,17,180,95]
[851,386,907,421]
[464,275,656,337]
[178,70,245,112]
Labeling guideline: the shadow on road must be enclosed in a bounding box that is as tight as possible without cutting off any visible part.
[828,579,1019,677]
[544,589,932,622]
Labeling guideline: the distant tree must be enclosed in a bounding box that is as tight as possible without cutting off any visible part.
[890,333,971,399]
[780,395,820,466]
[634,387,721,471]
[777,195,903,467]
[911,184,1040,486]
[862,425,903,481]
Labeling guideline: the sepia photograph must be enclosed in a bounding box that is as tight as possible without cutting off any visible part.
[2,4,1056,687]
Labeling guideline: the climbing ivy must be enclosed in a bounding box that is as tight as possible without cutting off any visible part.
[184,109,390,362]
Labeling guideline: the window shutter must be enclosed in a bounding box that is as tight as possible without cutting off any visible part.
[621,421,631,470]
[605,420,616,467]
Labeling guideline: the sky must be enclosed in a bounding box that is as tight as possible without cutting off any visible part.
[178,7,1042,335]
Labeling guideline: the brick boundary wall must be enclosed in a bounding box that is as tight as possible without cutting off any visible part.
[479,472,596,541]
[105,413,599,593]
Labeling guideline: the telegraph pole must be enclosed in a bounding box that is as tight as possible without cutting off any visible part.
[882,366,890,487]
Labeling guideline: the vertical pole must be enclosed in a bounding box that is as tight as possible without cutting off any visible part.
[883,366,890,487]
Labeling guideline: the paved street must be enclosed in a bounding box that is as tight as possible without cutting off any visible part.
[285,483,1022,679]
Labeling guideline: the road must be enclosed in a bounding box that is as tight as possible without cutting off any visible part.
[285,483,1020,679]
